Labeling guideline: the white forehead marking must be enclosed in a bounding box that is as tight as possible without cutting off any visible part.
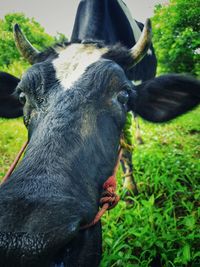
[53,44,107,90]
[132,80,142,85]
[147,49,153,56]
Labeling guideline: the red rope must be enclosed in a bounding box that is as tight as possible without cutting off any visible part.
[1,141,28,185]
[80,148,122,230]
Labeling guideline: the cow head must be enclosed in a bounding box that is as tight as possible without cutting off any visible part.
[0,20,199,266]
[9,20,152,147]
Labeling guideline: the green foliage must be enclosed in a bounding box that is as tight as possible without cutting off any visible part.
[0,13,67,76]
[101,107,200,266]
[0,118,27,178]
[152,0,200,76]
[123,113,134,146]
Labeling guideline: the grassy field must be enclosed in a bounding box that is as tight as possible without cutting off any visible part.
[0,108,199,266]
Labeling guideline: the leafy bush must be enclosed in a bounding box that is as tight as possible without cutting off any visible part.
[0,13,66,76]
[152,0,200,76]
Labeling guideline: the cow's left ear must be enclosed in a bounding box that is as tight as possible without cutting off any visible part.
[128,74,200,122]
[0,72,23,118]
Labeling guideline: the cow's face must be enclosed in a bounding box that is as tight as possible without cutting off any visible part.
[12,20,152,147]
[17,49,131,151]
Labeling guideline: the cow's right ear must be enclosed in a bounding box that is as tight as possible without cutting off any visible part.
[128,74,200,122]
[0,72,23,118]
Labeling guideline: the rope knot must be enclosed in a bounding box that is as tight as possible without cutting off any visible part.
[100,188,120,210]
[103,175,117,190]
[80,148,122,230]
[100,175,120,210]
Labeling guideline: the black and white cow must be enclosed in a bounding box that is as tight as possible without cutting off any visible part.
[0,17,199,266]
[1,0,157,194]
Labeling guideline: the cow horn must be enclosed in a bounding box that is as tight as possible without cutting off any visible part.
[129,19,152,67]
[13,24,40,64]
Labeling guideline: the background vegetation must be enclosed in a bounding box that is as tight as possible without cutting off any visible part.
[0,13,66,77]
[0,0,199,266]
[152,0,200,76]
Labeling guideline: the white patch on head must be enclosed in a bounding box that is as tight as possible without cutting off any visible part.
[147,49,153,56]
[53,44,107,90]
[132,80,142,85]
[117,0,142,42]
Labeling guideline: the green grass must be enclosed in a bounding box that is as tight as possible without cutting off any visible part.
[0,108,199,266]
[101,107,200,267]
[0,118,27,178]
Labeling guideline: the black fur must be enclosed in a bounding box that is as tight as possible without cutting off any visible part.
[36,47,58,63]
[128,74,200,122]
[71,0,157,81]
[0,72,22,118]
[103,44,134,76]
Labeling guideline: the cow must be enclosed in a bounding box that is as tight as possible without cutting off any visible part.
[0,15,199,266]
[70,0,158,195]
[0,0,158,195]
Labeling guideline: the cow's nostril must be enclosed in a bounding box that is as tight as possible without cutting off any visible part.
[117,91,129,105]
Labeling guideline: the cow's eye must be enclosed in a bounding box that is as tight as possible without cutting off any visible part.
[19,92,26,105]
[117,91,129,105]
